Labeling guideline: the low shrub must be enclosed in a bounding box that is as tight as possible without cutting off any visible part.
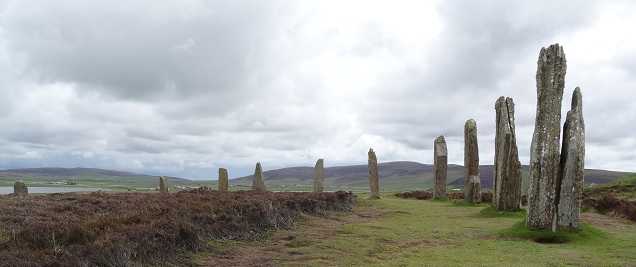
[583,193,636,222]
[0,190,355,266]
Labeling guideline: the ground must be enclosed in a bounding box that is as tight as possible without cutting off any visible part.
[197,194,636,266]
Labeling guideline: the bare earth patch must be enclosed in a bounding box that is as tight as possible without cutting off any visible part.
[581,212,635,233]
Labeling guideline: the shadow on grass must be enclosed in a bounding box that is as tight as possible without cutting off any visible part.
[499,220,605,244]
[478,206,526,218]
[430,197,449,202]
[449,200,490,208]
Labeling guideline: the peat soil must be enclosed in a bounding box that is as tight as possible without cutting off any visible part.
[0,189,355,266]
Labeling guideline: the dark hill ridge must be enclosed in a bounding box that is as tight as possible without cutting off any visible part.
[233,161,435,182]
[2,167,147,178]
[234,161,631,189]
[0,167,190,183]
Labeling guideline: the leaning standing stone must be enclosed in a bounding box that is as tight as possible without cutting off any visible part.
[159,176,168,193]
[464,120,481,203]
[368,148,380,199]
[218,168,229,192]
[494,97,522,211]
[433,136,448,199]
[13,181,28,197]
[557,87,585,229]
[313,159,325,193]
[252,162,266,192]
[528,43,566,230]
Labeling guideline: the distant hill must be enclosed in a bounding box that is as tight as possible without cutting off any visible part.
[0,167,193,189]
[234,161,632,191]
[0,167,190,181]
[0,164,630,193]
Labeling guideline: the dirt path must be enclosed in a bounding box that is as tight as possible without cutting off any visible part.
[197,207,382,266]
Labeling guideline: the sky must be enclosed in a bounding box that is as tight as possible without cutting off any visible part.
[0,0,634,179]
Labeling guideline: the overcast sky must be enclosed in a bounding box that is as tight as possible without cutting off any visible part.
[0,0,634,179]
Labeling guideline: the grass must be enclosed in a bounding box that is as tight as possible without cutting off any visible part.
[478,206,526,218]
[499,221,604,244]
[203,194,636,266]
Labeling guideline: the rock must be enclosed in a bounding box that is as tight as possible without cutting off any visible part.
[494,97,522,211]
[218,168,229,192]
[466,175,481,203]
[368,148,380,199]
[13,181,28,197]
[252,162,266,192]
[433,136,448,199]
[313,159,325,193]
[159,176,168,193]
[557,87,585,229]
[528,43,567,230]
[464,119,481,203]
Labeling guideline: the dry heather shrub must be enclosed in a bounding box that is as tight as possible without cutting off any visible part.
[0,190,354,266]
[583,193,636,222]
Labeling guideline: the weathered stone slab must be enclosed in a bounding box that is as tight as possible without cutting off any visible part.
[218,168,229,192]
[433,136,448,199]
[159,176,168,193]
[313,159,325,193]
[557,87,585,229]
[368,148,380,199]
[494,97,522,211]
[13,181,28,197]
[464,119,481,203]
[252,162,267,192]
[466,175,481,203]
[528,43,566,230]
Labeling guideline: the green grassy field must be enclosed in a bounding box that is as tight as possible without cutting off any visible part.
[199,194,636,266]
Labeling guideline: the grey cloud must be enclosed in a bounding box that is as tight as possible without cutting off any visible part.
[2,0,291,106]
[0,0,634,179]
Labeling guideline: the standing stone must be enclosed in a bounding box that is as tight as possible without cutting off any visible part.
[252,162,266,192]
[218,168,229,192]
[557,88,585,229]
[367,148,380,199]
[464,120,481,203]
[433,136,448,199]
[313,159,325,193]
[528,43,566,230]
[159,176,168,193]
[494,97,522,211]
[13,181,28,197]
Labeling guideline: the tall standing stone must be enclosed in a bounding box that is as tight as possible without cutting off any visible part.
[557,88,585,229]
[159,176,168,193]
[252,162,266,192]
[218,168,229,192]
[528,43,566,230]
[313,159,325,193]
[367,148,380,199]
[464,120,481,203]
[494,97,522,211]
[433,136,448,199]
[13,181,28,197]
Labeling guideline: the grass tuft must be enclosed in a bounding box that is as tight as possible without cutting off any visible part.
[499,220,605,244]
